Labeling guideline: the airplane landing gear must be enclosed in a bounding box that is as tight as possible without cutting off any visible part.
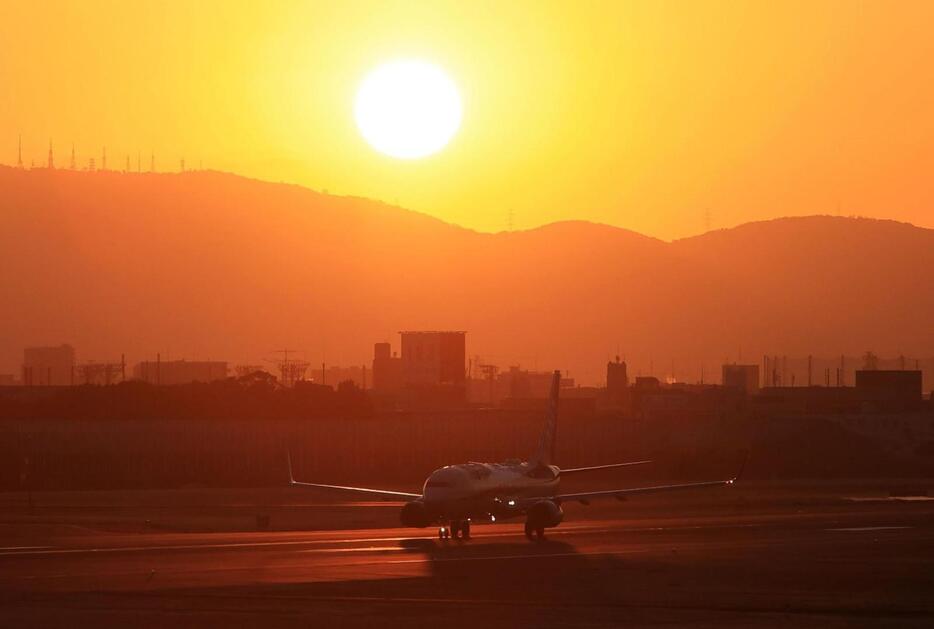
[439,520,471,541]
[524,522,546,541]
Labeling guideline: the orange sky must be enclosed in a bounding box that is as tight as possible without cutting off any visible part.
[2,1,933,239]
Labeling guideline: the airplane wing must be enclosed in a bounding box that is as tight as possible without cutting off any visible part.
[287,453,422,499]
[554,478,734,505]
[554,454,747,505]
[559,460,652,474]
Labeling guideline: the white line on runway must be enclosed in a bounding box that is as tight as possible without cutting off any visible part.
[384,549,649,564]
[825,526,912,532]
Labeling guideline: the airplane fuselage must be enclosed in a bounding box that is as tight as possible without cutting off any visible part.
[413,460,560,523]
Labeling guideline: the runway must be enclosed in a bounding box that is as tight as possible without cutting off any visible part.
[2,498,933,628]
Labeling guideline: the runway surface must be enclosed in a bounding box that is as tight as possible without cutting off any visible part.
[2,501,933,628]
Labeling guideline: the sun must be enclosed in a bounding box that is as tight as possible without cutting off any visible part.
[354,59,462,160]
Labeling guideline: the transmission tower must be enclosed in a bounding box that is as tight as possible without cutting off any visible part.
[479,364,499,405]
[269,349,310,388]
[75,356,126,386]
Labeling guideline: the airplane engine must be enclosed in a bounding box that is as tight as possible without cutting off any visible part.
[400,501,430,528]
[526,500,564,529]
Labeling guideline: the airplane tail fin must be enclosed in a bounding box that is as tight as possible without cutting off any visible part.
[530,370,561,468]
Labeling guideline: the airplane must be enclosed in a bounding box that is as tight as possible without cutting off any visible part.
[288,370,744,541]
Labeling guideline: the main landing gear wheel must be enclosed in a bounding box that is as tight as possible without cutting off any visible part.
[461,520,471,539]
[524,523,546,541]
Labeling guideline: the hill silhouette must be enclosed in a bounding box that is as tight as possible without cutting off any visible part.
[2,165,932,384]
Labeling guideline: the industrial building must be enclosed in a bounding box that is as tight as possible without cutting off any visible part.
[754,370,925,415]
[855,370,923,412]
[133,360,227,385]
[22,344,76,386]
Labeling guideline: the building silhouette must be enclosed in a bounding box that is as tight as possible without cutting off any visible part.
[855,370,923,412]
[606,355,629,406]
[133,360,227,385]
[400,331,466,386]
[372,342,402,392]
[722,364,760,395]
[23,344,75,386]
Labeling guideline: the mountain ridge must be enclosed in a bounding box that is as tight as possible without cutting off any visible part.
[1,165,932,384]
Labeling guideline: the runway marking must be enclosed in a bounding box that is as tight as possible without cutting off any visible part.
[297,546,401,554]
[825,526,912,532]
[0,516,914,558]
[385,549,649,564]
[0,546,53,551]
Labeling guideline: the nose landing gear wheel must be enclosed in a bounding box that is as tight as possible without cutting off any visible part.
[438,526,450,540]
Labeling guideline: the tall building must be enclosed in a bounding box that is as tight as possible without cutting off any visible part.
[606,355,629,406]
[23,344,76,386]
[400,331,466,386]
[722,364,760,394]
[133,360,227,385]
[372,342,402,392]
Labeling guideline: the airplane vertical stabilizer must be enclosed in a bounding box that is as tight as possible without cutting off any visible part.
[530,370,560,467]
